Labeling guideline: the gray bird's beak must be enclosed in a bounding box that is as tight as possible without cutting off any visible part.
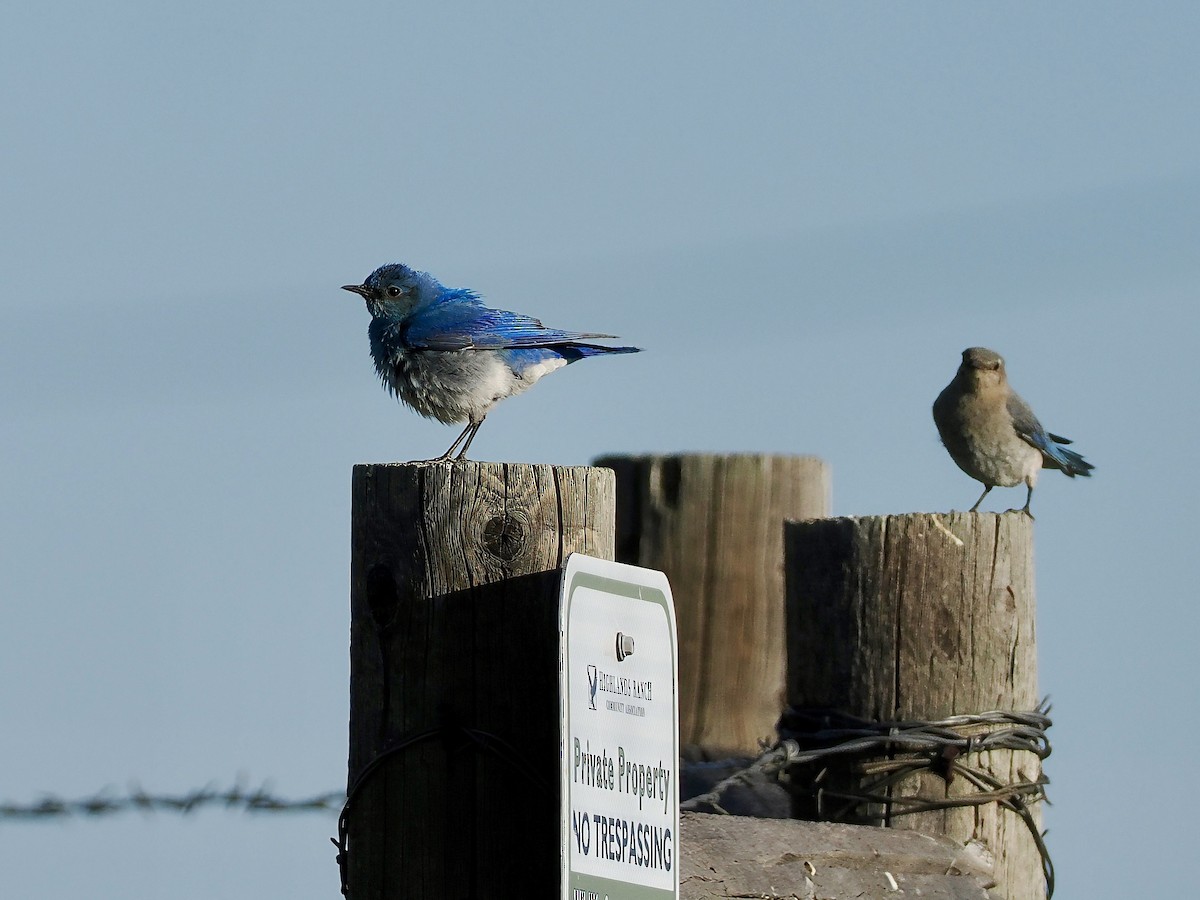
[341,284,371,297]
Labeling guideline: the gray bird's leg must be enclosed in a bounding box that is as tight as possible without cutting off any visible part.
[969,485,992,512]
[1004,484,1036,519]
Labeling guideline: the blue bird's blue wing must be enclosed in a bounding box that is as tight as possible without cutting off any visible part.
[405,304,622,351]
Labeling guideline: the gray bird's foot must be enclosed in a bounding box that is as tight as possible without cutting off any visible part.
[969,485,991,512]
[1004,506,1035,520]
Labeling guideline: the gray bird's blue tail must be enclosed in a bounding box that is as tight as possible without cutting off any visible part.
[1044,439,1095,477]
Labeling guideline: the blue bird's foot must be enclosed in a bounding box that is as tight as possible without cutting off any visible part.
[413,418,485,464]
[405,453,458,465]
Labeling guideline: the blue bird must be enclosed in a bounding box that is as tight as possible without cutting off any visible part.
[342,263,641,461]
[933,347,1094,516]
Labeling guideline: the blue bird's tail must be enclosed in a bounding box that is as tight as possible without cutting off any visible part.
[559,343,642,362]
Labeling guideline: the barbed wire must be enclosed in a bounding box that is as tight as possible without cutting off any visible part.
[682,700,1054,897]
[0,781,345,821]
[333,723,551,897]
[4,706,1054,894]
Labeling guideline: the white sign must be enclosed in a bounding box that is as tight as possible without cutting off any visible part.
[560,553,679,900]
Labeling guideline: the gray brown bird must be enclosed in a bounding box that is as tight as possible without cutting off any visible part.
[933,347,1094,515]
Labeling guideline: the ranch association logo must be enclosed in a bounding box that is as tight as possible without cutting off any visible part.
[585,665,654,717]
[587,665,599,710]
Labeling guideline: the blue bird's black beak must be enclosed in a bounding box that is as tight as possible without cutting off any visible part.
[341,284,371,298]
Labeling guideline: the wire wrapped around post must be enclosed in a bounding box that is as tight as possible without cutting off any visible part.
[681,703,1054,896]
[785,512,1048,899]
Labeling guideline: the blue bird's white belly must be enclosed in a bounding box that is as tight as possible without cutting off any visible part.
[376,347,566,425]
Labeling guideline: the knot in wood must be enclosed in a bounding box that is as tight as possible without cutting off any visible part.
[482,514,526,562]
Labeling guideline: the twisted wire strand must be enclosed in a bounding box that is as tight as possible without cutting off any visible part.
[332,724,551,898]
[4,707,1054,895]
[682,701,1054,897]
[1,782,345,820]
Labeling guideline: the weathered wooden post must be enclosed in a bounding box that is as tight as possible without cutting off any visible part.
[785,512,1046,899]
[594,454,830,754]
[344,462,615,900]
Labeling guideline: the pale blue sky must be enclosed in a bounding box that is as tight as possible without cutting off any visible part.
[2,3,1197,898]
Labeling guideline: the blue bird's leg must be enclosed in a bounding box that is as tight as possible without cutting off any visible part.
[453,419,485,461]
[969,485,992,512]
[426,420,481,463]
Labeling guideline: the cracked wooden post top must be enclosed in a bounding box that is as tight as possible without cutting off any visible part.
[347,461,616,900]
[786,512,1043,900]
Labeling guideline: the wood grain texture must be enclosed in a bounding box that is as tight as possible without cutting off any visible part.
[785,512,1042,900]
[680,811,999,900]
[595,453,831,754]
[347,461,615,900]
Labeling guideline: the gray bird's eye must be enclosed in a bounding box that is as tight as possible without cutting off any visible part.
[386,285,402,298]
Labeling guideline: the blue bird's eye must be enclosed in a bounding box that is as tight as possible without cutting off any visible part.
[386,285,402,298]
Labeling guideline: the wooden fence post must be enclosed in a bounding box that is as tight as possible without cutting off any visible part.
[345,462,615,900]
[785,512,1045,899]
[594,454,830,755]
